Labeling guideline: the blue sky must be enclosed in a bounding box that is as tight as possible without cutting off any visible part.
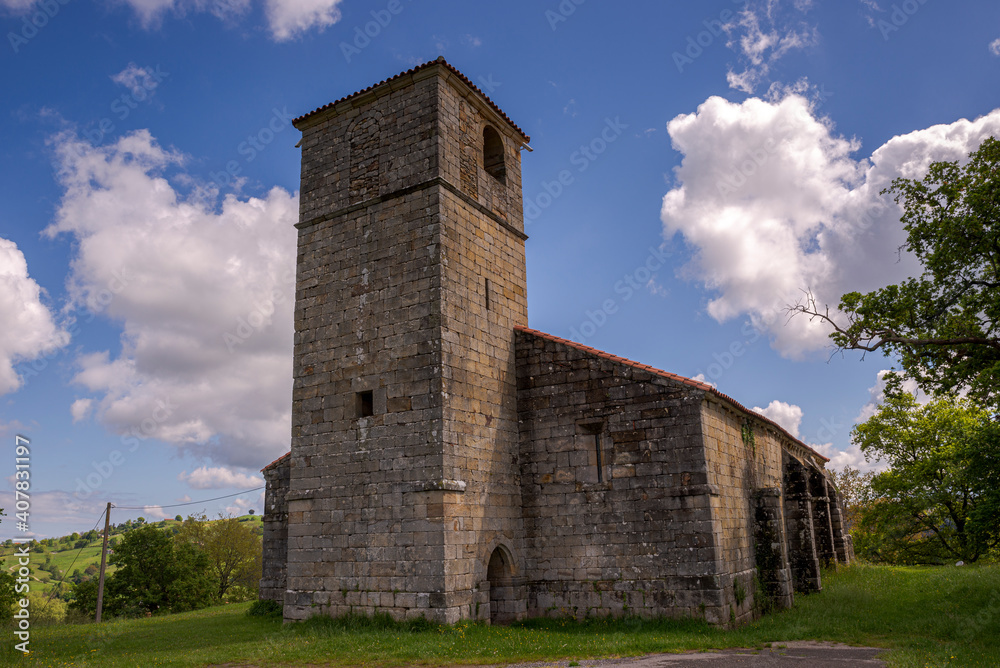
[1,0,999,538]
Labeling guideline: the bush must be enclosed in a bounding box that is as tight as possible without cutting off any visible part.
[246,599,282,618]
[27,591,67,625]
[0,571,16,624]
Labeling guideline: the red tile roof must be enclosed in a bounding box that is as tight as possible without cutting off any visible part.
[293,57,530,143]
[515,326,830,463]
[261,451,290,473]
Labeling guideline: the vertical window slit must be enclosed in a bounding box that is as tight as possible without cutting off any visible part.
[594,433,604,483]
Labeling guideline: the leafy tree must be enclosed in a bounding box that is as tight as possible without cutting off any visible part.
[853,379,1000,564]
[74,539,89,549]
[175,515,183,522]
[69,580,98,616]
[177,516,262,600]
[0,571,16,624]
[27,591,67,625]
[828,466,875,532]
[793,137,1000,406]
[101,524,216,616]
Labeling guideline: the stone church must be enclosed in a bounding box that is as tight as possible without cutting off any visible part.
[260,58,852,627]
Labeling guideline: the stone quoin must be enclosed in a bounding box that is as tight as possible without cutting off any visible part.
[260,57,852,627]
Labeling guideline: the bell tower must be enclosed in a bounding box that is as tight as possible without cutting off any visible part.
[284,58,530,623]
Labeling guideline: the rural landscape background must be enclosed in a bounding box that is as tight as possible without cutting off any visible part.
[1,0,999,665]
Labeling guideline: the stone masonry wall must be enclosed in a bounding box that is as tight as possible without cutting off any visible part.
[284,62,533,624]
[287,67,450,620]
[435,76,530,624]
[515,329,732,625]
[700,400,793,623]
[260,454,290,604]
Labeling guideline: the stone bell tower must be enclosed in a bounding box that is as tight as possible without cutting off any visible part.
[282,58,531,623]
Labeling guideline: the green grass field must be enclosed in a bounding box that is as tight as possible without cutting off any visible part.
[1,563,997,667]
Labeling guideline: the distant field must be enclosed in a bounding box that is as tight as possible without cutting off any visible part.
[1,563,997,667]
[0,514,262,593]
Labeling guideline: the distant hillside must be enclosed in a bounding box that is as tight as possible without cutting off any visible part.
[0,514,262,595]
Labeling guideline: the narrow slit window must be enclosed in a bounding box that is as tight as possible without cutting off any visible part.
[483,126,506,184]
[579,423,605,483]
[594,434,604,483]
[357,390,374,418]
[485,278,491,311]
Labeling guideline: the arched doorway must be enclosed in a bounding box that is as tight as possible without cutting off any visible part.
[487,545,514,625]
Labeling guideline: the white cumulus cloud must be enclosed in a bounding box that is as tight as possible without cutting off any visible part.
[990,38,1000,57]
[724,0,819,93]
[111,63,164,98]
[116,0,250,28]
[70,398,93,423]
[264,0,344,41]
[812,440,885,473]
[142,504,172,520]
[224,491,263,516]
[661,94,1000,358]
[854,369,929,423]
[179,466,262,489]
[5,0,339,41]
[0,237,69,395]
[752,399,803,438]
[45,129,297,468]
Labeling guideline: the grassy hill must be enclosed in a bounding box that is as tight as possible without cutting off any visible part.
[0,564,997,667]
[0,514,262,595]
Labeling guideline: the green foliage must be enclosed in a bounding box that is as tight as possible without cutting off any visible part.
[852,379,1000,564]
[27,591,68,625]
[816,137,1000,407]
[740,421,756,455]
[176,515,262,600]
[0,571,16,624]
[101,524,216,616]
[827,466,875,532]
[69,579,98,616]
[246,599,282,618]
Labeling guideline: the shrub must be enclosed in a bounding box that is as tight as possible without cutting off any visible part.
[247,599,282,618]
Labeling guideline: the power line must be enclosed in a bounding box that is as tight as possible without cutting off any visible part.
[45,508,107,602]
[114,486,264,510]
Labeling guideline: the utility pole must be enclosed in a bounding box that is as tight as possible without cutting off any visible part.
[95,502,111,623]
